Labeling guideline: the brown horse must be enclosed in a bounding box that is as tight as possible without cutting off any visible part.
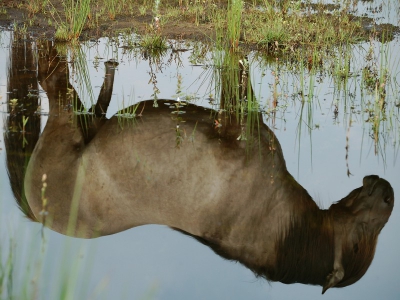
[18,43,395,294]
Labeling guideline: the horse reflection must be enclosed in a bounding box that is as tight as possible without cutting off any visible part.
[11,43,395,294]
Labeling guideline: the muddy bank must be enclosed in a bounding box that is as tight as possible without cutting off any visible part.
[0,1,398,49]
[0,1,215,43]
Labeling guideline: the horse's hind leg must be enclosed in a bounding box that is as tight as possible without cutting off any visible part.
[92,60,119,118]
[79,60,119,144]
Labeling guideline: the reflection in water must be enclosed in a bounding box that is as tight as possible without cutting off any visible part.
[5,38,41,220]
[4,40,395,295]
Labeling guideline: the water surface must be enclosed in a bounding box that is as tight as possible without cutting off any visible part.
[0,2,399,298]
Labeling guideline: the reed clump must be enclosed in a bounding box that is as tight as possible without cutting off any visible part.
[48,0,91,42]
[140,31,168,51]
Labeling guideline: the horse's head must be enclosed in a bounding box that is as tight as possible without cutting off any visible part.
[324,175,394,293]
[335,175,394,234]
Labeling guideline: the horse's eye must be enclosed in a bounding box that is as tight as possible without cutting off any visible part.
[384,197,391,204]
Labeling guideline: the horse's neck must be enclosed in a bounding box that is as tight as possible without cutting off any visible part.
[183,174,321,273]
[266,208,334,285]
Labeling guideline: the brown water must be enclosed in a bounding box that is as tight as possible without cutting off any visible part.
[0,2,399,299]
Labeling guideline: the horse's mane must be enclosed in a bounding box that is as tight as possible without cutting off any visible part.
[337,230,378,287]
[269,210,334,285]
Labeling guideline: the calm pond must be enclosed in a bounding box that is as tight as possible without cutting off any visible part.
[0,2,399,299]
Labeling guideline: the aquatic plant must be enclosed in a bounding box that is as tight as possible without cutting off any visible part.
[69,45,96,111]
[227,0,243,50]
[26,0,47,17]
[140,32,168,50]
[49,0,91,42]
[115,88,140,129]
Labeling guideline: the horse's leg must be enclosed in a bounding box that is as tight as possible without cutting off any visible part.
[37,42,118,144]
[80,60,119,143]
[92,60,119,117]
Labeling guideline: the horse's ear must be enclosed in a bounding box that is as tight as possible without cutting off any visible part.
[322,269,344,294]
[363,175,380,195]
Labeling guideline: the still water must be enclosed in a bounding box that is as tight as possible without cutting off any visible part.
[0,4,399,300]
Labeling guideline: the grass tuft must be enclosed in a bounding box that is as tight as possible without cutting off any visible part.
[49,0,91,42]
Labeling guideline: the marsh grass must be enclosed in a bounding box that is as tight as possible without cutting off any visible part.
[245,32,399,161]
[12,0,390,57]
[140,33,168,51]
[12,22,28,36]
[227,0,243,50]
[331,44,353,95]
[48,0,91,42]
[142,46,170,108]
[162,0,215,25]
[242,4,365,51]
[369,42,390,154]
[244,75,261,155]
[69,46,96,112]
[0,222,102,300]
[116,88,140,129]
[104,0,118,20]
[178,0,381,58]
[26,0,48,17]
[0,242,14,298]
[210,47,263,153]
